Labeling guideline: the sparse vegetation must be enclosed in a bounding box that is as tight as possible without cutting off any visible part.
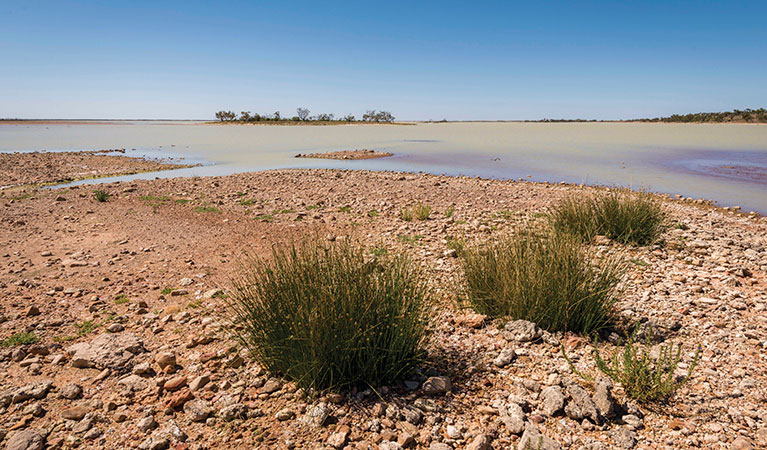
[400,206,414,222]
[550,190,667,245]
[114,294,130,304]
[93,190,110,202]
[414,202,431,220]
[227,239,430,390]
[1,332,39,347]
[639,108,767,123]
[194,205,221,214]
[398,234,424,245]
[461,228,624,334]
[445,205,455,218]
[564,329,701,402]
[215,108,395,123]
[75,319,101,336]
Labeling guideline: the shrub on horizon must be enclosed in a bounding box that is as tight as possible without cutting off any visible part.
[227,239,431,391]
[460,228,624,334]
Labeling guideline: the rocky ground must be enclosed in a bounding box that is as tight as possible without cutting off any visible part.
[295,150,393,160]
[0,151,192,188]
[1,157,766,450]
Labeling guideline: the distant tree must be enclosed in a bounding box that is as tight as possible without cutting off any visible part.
[215,110,236,122]
[296,108,310,121]
[317,113,334,121]
[239,111,252,122]
[342,114,355,122]
[273,111,281,121]
[375,111,395,123]
[362,110,376,122]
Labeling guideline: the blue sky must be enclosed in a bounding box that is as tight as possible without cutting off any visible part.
[2,1,766,120]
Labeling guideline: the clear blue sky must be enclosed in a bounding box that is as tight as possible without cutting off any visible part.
[2,1,766,120]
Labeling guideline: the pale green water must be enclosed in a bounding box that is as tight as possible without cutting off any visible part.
[1,121,766,213]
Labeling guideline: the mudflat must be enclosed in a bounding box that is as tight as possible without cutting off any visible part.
[295,149,394,160]
[1,153,766,449]
[0,150,193,188]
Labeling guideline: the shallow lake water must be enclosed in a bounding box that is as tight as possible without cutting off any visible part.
[1,121,766,213]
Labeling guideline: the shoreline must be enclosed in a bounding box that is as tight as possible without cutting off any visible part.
[0,150,197,190]
[1,162,765,449]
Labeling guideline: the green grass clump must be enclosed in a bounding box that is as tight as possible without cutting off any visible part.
[160,287,174,295]
[400,206,414,221]
[194,205,221,214]
[227,239,431,391]
[460,228,624,334]
[564,329,701,403]
[444,206,455,218]
[1,332,39,347]
[414,202,431,220]
[93,190,110,202]
[550,190,667,245]
[75,320,101,336]
[114,294,130,304]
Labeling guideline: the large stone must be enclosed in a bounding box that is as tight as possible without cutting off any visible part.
[466,434,491,450]
[117,375,150,393]
[503,320,543,342]
[155,352,176,370]
[421,376,452,395]
[499,402,526,434]
[4,428,47,450]
[564,382,599,423]
[493,346,516,367]
[59,383,83,400]
[518,424,562,450]
[10,381,53,404]
[609,428,637,449]
[300,402,330,428]
[62,405,89,421]
[67,333,145,370]
[220,403,248,422]
[592,378,616,418]
[184,400,212,422]
[540,386,565,416]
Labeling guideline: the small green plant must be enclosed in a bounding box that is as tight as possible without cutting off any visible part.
[400,206,414,222]
[93,190,110,202]
[397,234,424,245]
[160,287,174,295]
[338,206,351,213]
[194,205,221,214]
[1,332,39,347]
[444,206,455,218]
[414,202,431,220]
[674,222,689,231]
[227,239,431,390]
[550,190,667,246]
[174,198,191,204]
[367,209,379,217]
[563,329,701,403]
[114,294,130,304]
[446,235,466,255]
[461,228,624,334]
[239,199,256,206]
[75,320,101,336]
[629,258,649,267]
[256,214,275,223]
[370,245,388,256]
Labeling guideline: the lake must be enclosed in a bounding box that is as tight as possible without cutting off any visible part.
[1,121,766,213]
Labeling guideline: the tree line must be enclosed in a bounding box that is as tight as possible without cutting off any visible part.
[215,108,395,123]
[638,108,767,123]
